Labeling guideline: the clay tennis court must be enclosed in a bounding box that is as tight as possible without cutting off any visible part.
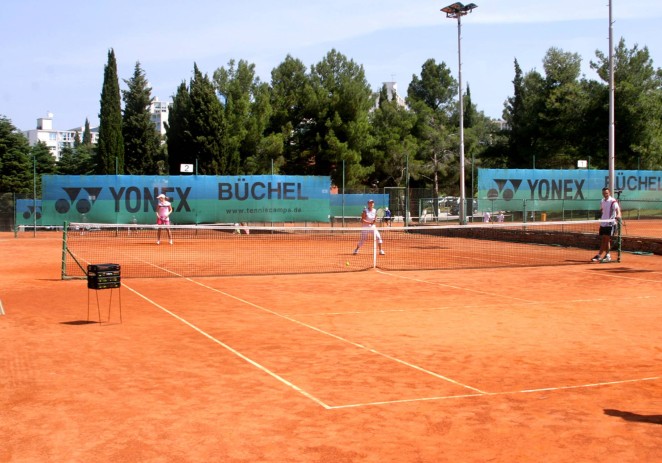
[1,229,660,463]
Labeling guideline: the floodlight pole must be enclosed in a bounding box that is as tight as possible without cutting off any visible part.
[608,0,616,191]
[32,154,37,237]
[442,2,477,225]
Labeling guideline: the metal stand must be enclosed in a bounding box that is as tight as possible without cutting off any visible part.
[87,286,122,323]
[86,263,122,324]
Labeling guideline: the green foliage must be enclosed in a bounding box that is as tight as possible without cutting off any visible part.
[368,85,418,189]
[57,144,96,175]
[268,55,318,175]
[213,59,273,174]
[0,115,31,194]
[122,62,163,174]
[7,38,661,199]
[30,142,56,195]
[407,59,457,119]
[165,82,193,174]
[308,49,374,187]
[97,49,124,174]
[189,64,226,174]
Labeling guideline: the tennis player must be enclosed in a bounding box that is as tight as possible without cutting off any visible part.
[353,199,385,255]
[156,193,173,245]
[591,187,621,262]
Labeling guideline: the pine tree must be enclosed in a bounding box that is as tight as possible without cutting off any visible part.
[0,116,32,194]
[30,142,56,196]
[96,48,124,174]
[165,82,193,174]
[122,61,161,174]
[188,64,225,174]
[82,118,92,146]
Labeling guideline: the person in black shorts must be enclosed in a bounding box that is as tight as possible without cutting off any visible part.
[591,187,621,263]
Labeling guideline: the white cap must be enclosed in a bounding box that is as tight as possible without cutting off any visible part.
[157,194,166,199]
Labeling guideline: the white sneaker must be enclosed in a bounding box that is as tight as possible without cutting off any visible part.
[156,240,160,245]
[352,249,359,255]
[169,240,173,245]
[379,250,385,255]
[591,255,600,262]
[601,254,611,263]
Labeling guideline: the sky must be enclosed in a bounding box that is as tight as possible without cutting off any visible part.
[2,0,661,132]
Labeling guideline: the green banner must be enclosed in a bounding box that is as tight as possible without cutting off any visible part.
[24,175,331,225]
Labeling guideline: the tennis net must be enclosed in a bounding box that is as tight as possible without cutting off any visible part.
[61,220,616,279]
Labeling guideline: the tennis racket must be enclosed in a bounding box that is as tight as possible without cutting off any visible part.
[376,208,385,225]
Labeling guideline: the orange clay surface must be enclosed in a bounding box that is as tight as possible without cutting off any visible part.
[0,232,660,463]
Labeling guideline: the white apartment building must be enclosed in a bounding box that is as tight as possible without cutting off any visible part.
[149,97,169,137]
[24,100,170,161]
[23,113,99,161]
[372,82,407,110]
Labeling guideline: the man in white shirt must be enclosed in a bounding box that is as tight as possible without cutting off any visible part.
[591,187,621,263]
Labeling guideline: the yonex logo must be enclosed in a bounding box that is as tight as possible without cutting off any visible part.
[487,179,522,201]
[53,186,191,215]
[23,205,41,220]
[55,187,103,214]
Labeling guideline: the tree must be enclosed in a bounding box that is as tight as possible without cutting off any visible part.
[0,116,31,195]
[213,59,274,174]
[592,38,662,169]
[268,55,317,175]
[82,118,93,146]
[165,82,193,174]
[188,64,226,174]
[30,142,56,196]
[407,59,460,198]
[96,48,124,174]
[122,61,162,174]
[407,58,457,118]
[57,144,95,175]
[307,49,374,187]
[368,84,418,189]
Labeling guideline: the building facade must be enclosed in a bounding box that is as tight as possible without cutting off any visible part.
[24,100,170,161]
[23,113,99,161]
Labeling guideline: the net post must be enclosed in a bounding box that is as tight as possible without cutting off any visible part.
[616,218,622,263]
[61,221,69,280]
[372,226,377,268]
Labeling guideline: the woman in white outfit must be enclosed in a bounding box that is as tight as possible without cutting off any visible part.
[353,199,385,255]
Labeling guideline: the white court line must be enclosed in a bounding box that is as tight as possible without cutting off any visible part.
[595,272,662,284]
[328,376,661,409]
[121,282,333,409]
[186,278,487,395]
[115,262,659,409]
[288,294,655,318]
[375,269,536,302]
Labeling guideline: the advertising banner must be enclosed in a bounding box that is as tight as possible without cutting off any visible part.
[478,169,662,212]
[26,175,331,225]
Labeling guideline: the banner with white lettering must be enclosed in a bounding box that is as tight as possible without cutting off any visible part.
[478,169,662,212]
[33,175,331,225]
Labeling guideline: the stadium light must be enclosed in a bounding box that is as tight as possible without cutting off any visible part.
[441,2,477,225]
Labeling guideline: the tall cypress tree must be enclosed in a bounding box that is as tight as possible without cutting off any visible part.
[122,61,161,174]
[97,48,124,174]
[165,82,193,174]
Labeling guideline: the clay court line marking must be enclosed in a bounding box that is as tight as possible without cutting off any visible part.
[295,293,655,318]
[375,270,535,302]
[597,273,662,284]
[127,276,486,397]
[121,283,334,409]
[328,376,661,409]
[186,278,487,395]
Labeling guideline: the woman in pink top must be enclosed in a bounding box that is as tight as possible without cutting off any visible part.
[156,194,173,245]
